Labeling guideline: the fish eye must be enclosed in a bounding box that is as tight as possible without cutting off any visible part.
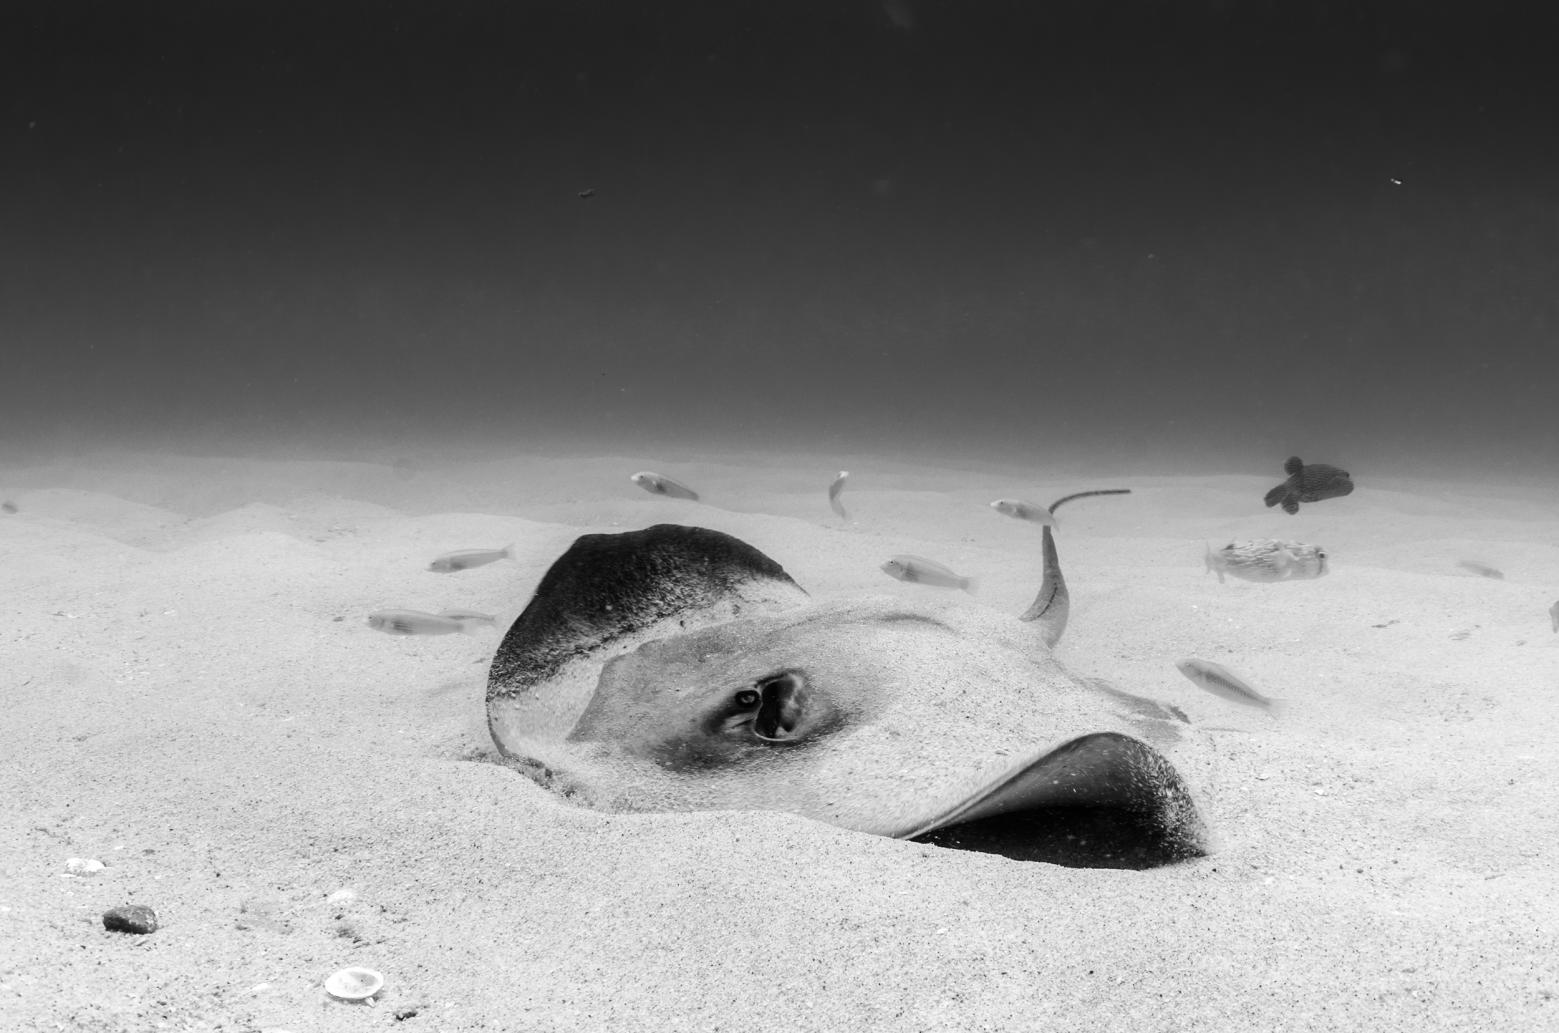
[734,689,760,708]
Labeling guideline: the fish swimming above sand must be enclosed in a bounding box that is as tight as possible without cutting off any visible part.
[1263,456,1354,515]
[1175,659,1286,716]
[990,499,1057,527]
[828,471,850,521]
[367,609,490,636]
[1205,539,1328,584]
[881,555,977,592]
[437,609,498,627]
[428,546,513,573]
[1456,560,1504,580]
[630,471,700,501]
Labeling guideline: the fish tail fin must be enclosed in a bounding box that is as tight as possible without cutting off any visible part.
[961,576,979,595]
[1266,698,1290,719]
[1204,542,1226,583]
[503,543,516,560]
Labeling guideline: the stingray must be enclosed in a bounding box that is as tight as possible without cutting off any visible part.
[487,497,1211,868]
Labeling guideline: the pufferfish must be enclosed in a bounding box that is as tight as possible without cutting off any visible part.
[1204,539,1328,583]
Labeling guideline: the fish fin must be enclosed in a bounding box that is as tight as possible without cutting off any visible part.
[961,576,979,595]
[1284,456,1303,476]
[1265,698,1290,718]
[1281,497,1299,515]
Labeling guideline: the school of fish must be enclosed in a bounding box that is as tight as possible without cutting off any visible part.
[368,455,1557,732]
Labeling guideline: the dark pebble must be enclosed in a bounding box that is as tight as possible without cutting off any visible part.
[103,904,159,934]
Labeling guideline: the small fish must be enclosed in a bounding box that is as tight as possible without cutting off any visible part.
[1,501,15,514]
[437,609,498,628]
[1205,539,1328,584]
[828,471,850,521]
[367,610,487,636]
[1551,600,1559,633]
[1175,658,1287,716]
[630,471,700,501]
[989,499,1057,527]
[428,546,513,573]
[1456,560,1504,580]
[1263,456,1354,515]
[578,187,596,199]
[881,555,976,592]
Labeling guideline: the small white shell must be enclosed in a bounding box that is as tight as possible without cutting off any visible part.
[324,967,384,1001]
[64,857,106,876]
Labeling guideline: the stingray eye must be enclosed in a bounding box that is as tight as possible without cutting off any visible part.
[751,671,807,742]
[734,689,760,708]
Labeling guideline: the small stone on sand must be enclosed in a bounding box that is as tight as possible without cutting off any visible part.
[103,904,159,934]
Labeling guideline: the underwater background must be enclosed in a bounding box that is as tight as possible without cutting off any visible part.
[5,1,1557,475]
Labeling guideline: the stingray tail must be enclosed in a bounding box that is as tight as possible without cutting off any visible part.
[1020,525,1069,648]
[1047,487,1131,514]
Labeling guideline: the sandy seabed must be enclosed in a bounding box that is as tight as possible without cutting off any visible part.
[1,444,1555,1032]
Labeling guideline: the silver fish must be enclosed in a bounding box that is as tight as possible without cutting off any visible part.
[428,546,513,573]
[828,471,850,521]
[630,471,700,501]
[1205,539,1328,584]
[1456,560,1504,580]
[1175,659,1286,716]
[367,609,486,636]
[1550,600,1558,633]
[881,555,976,593]
[438,609,498,627]
[989,498,1057,527]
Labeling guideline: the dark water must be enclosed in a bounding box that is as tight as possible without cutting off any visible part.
[6,2,1557,475]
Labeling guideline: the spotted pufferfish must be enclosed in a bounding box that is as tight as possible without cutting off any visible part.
[1204,539,1328,583]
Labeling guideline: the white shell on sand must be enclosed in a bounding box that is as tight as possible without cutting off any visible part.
[63,857,105,876]
[324,967,384,1001]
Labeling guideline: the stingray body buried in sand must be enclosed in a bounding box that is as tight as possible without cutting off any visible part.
[485,497,1212,868]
